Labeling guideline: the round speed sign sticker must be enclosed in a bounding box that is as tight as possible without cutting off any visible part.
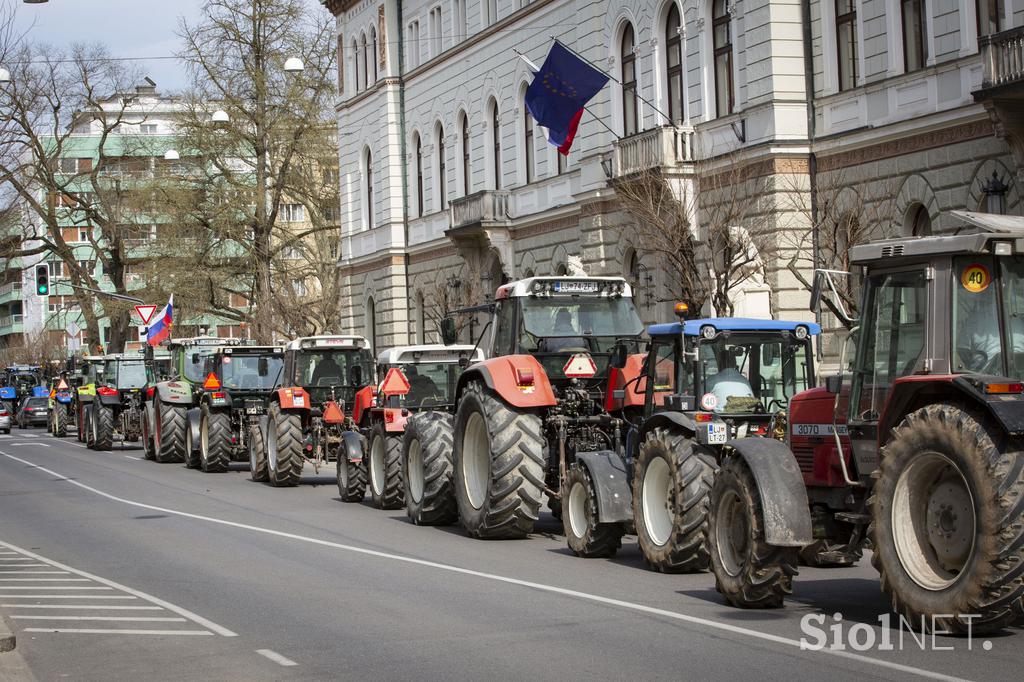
[961,264,991,293]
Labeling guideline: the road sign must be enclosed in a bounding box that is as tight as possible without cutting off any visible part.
[563,353,598,379]
[66,321,81,338]
[134,305,158,325]
[56,378,70,390]
[137,326,149,342]
[380,367,411,396]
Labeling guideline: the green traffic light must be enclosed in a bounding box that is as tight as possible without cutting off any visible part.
[37,285,48,295]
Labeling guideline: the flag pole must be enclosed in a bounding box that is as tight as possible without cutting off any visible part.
[548,37,675,126]
[514,48,620,139]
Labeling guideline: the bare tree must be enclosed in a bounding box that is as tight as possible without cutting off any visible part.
[423,262,485,342]
[170,0,338,343]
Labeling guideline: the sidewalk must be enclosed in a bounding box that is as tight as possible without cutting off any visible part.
[0,616,32,682]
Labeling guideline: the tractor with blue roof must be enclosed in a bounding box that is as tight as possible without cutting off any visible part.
[564,314,827,577]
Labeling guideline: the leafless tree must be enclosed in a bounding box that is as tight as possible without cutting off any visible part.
[423,262,486,342]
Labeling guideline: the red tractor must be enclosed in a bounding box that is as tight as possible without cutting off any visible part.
[706,211,1024,633]
[416,276,646,539]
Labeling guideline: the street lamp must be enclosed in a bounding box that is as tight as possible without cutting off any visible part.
[0,68,9,84]
[283,57,304,73]
[163,149,180,161]
[211,109,230,125]
[981,170,1010,215]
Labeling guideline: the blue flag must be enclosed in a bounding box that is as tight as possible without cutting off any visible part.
[525,41,610,155]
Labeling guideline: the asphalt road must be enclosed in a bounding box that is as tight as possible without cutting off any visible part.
[0,428,1019,682]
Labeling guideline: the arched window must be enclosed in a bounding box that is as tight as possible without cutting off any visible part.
[978,0,1005,36]
[665,4,684,123]
[907,204,931,237]
[901,0,927,72]
[415,291,426,343]
[366,297,377,351]
[363,148,374,229]
[360,32,368,90]
[370,26,378,83]
[489,100,502,190]
[351,38,360,91]
[436,123,448,209]
[625,248,640,283]
[460,112,471,196]
[523,94,535,184]
[414,132,424,217]
[554,262,568,276]
[713,0,734,116]
[621,24,638,136]
[336,35,344,93]
[836,0,858,91]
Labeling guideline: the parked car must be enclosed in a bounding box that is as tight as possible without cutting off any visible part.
[17,396,49,428]
[0,404,11,433]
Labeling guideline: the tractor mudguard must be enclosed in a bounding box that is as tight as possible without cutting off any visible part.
[156,381,193,405]
[97,392,122,407]
[275,387,310,411]
[726,437,813,547]
[341,429,364,463]
[456,356,556,408]
[637,412,697,441]
[576,450,632,523]
[187,407,202,446]
[352,385,376,425]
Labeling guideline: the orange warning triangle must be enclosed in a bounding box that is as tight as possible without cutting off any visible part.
[323,400,345,424]
[57,378,69,390]
[380,367,411,396]
[202,372,221,390]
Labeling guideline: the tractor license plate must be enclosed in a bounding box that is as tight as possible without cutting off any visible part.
[705,423,728,445]
[791,423,849,437]
[246,406,264,415]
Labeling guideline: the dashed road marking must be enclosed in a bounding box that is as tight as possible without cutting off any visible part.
[256,649,298,667]
[22,628,213,636]
[0,451,961,682]
[5,605,163,610]
[13,616,187,622]
[0,595,138,599]
[0,578,91,582]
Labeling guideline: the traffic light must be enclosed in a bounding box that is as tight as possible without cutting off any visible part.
[34,264,49,296]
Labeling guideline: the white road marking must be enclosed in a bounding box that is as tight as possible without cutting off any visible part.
[10,443,48,448]
[0,559,37,562]
[256,649,298,667]
[0,586,113,590]
[0,538,236,637]
[17,434,38,438]
[0,595,137,599]
[21,628,213,636]
[0,564,49,568]
[0,578,91,582]
[4,605,162,610]
[0,452,959,682]
[123,455,142,460]
[0,571,69,575]
[12,616,186,622]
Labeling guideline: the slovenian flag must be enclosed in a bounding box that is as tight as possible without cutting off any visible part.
[525,41,610,156]
[146,294,173,346]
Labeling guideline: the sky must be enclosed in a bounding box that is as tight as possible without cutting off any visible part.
[10,0,324,95]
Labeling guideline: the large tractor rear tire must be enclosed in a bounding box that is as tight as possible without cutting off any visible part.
[633,428,715,573]
[869,403,1024,634]
[564,464,625,558]
[199,405,231,473]
[368,423,404,509]
[709,455,797,608]
[154,402,186,464]
[249,420,268,482]
[53,405,68,438]
[403,412,458,525]
[141,406,155,460]
[453,381,545,539]
[337,454,366,502]
[92,404,114,451]
[76,403,86,442]
[83,407,94,447]
[268,404,303,487]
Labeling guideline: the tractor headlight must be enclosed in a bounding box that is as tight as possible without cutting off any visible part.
[794,325,809,340]
[700,325,717,340]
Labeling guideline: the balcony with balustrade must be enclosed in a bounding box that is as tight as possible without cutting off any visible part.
[444,190,513,274]
[974,27,1024,175]
[0,314,24,337]
[0,282,22,306]
[610,125,695,178]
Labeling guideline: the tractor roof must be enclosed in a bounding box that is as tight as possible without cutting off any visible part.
[216,345,284,354]
[376,344,485,365]
[851,211,1024,264]
[166,336,240,349]
[648,318,822,337]
[286,335,369,351]
[495,276,632,299]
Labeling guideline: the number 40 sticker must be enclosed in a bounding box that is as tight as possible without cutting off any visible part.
[962,264,990,293]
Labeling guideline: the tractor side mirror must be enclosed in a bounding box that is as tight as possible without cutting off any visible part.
[351,365,363,386]
[810,270,824,313]
[458,357,470,369]
[609,342,628,369]
[440,318,457,346]
[191,353,200,365]
[825,374,842,395]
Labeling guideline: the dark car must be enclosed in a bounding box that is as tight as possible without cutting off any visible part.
[17,396,49,428]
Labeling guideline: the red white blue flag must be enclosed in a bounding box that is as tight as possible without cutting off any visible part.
[146,294,173,346]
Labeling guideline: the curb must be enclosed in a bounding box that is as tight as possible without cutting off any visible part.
[0,614,14,653]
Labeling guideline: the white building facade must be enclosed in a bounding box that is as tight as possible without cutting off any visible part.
[324,0,1024,351]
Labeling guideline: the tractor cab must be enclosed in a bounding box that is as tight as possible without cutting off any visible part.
[100,356,149,397]
[484,276,644,389]
[283,335,375,405]
[641,318,819,442]
[202,345,284,402]
[376,344,484,410]
[166,337,241,384]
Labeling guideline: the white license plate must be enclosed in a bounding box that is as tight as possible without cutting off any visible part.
[706,424,728,444]
[293,397,305,407]
[246,407,263,415]
[554,281,598,294]
[792,423,849,437]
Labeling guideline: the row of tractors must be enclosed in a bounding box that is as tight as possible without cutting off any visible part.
[43,213,1024,635]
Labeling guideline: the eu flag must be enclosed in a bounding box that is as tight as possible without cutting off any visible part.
[525,41,609,155]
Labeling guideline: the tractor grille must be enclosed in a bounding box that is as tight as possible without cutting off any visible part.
[881,244,904,257]
[791,443,815,475]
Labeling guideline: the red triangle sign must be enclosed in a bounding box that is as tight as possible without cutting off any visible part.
[380,367,411,396]
[134,305,158,325]
[563,353,598,379]
[57,379,70,390]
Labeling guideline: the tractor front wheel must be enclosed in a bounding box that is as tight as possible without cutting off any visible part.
[632,428,715,573]
[564,464,624,558]
[453,381,544,539]
[368,423,404,509]
[403,412,457,525]
[337,454,366,502]
[870,403,1024,634]
[249,420,268,482]
[53,405,68,438]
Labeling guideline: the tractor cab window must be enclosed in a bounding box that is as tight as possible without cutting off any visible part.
[850,269,928,422]
[218,354,283,390]
[114,362,148,389]
[182,348,217,382]
[697,334,811,414]
[1000,257,1024,378]
[643,339,680,411]
[519,297,643,353]
[397,362,456,408]
[295,350,373,387]
[953,256,1004,374]
[493,300,517,356]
